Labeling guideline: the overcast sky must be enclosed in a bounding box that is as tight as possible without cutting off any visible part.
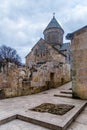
[0,0,87,63]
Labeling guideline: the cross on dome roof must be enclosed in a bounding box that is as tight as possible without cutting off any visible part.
[53,12,55,18]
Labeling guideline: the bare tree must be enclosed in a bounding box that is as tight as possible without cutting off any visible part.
[0,45,22,67]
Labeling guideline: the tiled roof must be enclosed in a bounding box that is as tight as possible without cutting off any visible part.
[44,16,64,32]
[60,43,70,51]
[66,25,87,40]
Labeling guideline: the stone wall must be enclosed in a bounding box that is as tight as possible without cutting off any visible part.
[0,61,70,99]
[29,61,70,89]
[71,27,87,99]
[43,28,64,46]
[22,61,70,95]
[0,63,29,98]
[26,38,65,67]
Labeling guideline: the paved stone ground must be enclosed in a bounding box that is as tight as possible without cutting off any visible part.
[67,105,87,130]
[0,82,87,130]
[0,119,49,130]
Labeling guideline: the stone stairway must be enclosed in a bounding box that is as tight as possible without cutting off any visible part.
[54,90,72,98]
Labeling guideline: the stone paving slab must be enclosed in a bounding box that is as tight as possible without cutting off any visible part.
[54,93,72,98]
[76,113,87,125]
[67,122,87,130]
[0,82,87,130]
[17,100,86,130]
[0,119,50,130]
[60,90,72,94]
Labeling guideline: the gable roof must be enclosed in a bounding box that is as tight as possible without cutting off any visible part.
[42,39,66,57]
[25,38,66,58]
[66,25,87,40]
[59,43,70,51]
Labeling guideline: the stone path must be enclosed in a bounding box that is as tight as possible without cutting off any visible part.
[67,105,87,130]
[0,119,49,130]
[0,82,87,130]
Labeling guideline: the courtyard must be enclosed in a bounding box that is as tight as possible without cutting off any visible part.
[0,82,87,130]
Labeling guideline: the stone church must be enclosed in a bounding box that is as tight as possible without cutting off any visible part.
[24,14,70,91]
[0,15,71,98]
[26,15,70,67]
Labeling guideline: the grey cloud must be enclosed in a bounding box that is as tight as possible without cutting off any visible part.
[0,0,87,63]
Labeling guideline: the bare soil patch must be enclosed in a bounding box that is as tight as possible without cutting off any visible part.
[30,103,74,115]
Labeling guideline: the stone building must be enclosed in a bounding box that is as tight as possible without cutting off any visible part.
[25,15,70,90]
[26,15,70,67]
[66,25,87,99]
[0,15,70,99]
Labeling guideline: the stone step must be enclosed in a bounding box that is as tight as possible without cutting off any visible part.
[0,115,17,125]
[60,90,72,94]
[54,93,72,98]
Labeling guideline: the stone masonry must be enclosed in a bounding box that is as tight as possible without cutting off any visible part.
[25,15,71,96]
[0,15,71,99]
[0,63,29,98]
[0,61,70,99]
[67,26,87,99]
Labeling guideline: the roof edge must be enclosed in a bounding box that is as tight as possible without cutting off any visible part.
[43,16,64,33]
[66,25,87,40]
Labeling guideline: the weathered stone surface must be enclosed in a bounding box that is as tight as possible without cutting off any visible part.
[0,16,70,99]
[0,119,49,130]
[70,27,87,99]
[0,61,70,98]
[0,63,30,98]
[0,82,87,130]
[30,61,70,88]
[67,122,87,130]
[26,38,65,67]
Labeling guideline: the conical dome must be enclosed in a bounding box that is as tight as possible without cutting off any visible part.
[43,14,64,47]
[44,16,64,32]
